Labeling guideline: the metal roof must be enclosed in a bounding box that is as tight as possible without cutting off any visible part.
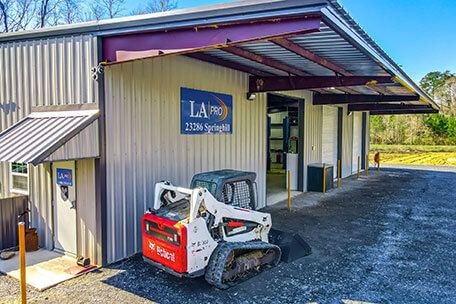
[0,0,327,41]
[0,108,99,165]
[0,0,438,111]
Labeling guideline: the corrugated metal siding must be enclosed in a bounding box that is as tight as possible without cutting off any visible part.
[44,120,100,162]
[367,112,371,160]
[352,112,362,172]
[28,163,53,249]
[0,196,28,250]
[76,159,101,265]
[0,35,98,255]
[322,106,338,178]
[104,55,267,263]
[0,34,98,198]
[341,106,353,178]
[304,96,323,191]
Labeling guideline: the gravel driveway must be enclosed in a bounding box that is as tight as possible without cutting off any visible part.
[1,164,456,304]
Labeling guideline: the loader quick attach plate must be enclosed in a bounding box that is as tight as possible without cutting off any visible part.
[142,213,187,274]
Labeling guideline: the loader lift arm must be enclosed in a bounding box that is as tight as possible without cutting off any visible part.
[143,170,282,289]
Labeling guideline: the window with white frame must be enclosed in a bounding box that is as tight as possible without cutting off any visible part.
[10,163,29,195]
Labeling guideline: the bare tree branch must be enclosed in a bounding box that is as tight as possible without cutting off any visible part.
[39,0,50,28]
[58,0,80,24]
[0,0,175,33]
[0,0,10,32]
[9,0,36,31]
[96,0,124,19]
[146,0,176,13]
[133,0,177,15]
[89,3,104,21]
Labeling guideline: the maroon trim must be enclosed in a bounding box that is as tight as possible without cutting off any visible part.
[272,37,352,76]
[370,109,437,115]
[102,16,321,62]
[348,103,432,112]
[249,76,394,93]
[313,94,420,105]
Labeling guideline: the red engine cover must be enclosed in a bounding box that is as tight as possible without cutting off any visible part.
[142,213,187,273]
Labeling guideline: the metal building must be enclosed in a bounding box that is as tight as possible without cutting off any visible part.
[0,0,438,265]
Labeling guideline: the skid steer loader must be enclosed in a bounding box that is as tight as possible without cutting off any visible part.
[142,170,282,289]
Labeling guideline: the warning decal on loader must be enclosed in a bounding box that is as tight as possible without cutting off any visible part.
[181,87,233,135]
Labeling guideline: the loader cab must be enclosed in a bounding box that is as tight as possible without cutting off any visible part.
[190,170,258,210]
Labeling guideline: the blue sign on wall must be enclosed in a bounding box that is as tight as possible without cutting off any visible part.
[181,87,233,135]
[56,168,73,186]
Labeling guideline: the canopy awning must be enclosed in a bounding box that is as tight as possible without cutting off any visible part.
[100,3,438,115]
[0,106,100,166]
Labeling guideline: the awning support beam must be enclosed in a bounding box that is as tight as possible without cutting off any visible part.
[314,94,420,105]
[223,46,329,93]
[348,103,433,112]
[271,37,389,95]
[185,53,274,77]
[222,46,308,76]
[249,76,394,93]
[370,109,437,115]
[272,37,349,75]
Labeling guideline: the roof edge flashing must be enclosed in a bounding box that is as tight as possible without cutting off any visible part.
[0,0,328,42]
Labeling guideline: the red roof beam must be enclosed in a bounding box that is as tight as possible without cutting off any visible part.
[103,16,321,64]
[222,46,328,94]
[272,38,352,76]
[272,38,392,95]
[249,76,394,93]
[348,103,432,112]
[313,94,420,105]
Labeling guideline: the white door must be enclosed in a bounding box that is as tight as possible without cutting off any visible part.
[53,161,77,256]
[352,112,363,173]
[322,106,338,178]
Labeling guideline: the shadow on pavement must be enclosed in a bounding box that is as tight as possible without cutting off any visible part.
[100,165,456,304]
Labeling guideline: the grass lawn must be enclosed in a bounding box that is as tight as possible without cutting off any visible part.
[370,144,456,166]
[371,144,456,153]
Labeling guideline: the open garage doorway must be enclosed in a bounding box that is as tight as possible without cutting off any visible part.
[266,94,304,205]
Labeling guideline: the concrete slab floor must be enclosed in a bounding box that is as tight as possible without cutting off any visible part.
[1,164,456,303]
[267,173,301,205]
[0,249,87,291]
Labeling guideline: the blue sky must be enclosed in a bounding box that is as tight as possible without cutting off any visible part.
[125,0,456,83]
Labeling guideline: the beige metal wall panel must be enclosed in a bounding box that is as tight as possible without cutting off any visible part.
[0,34,98,199]
[0,35,98,259]
[367,112,371,160]
[352,112,363,173]
[43,120,100,163]
[322,106,338,178]
[304,97,323,191]
[28,163,53,249]
[104,55,267,263]
[0,162,8,198]
[341,106,353,178]
[76,159,100,265]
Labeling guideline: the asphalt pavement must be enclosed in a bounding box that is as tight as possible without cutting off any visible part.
[1,164,455,304]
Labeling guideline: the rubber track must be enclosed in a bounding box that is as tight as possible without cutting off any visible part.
[205,241,281,289]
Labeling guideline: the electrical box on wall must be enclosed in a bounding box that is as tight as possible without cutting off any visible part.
[307,163,334,192]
